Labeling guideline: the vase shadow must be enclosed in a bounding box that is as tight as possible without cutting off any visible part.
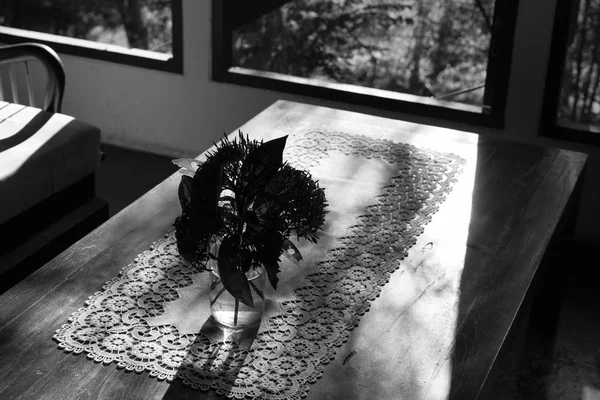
[162,315,261,399]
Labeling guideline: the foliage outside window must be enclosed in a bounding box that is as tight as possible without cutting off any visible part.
[214,0,516,128]
[557,0,600,134]
[233,0,494,107]
[0,0,182,73]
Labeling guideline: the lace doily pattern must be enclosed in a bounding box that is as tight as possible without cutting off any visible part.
[54,129,465,399]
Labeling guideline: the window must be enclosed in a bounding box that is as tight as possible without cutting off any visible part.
[542,0,600,144]
[213,0,518,128]
[0,0,182,73]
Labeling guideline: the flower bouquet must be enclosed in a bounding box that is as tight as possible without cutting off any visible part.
[172,132,327,326]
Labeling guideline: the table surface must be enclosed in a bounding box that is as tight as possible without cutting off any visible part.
[0,100,587,399]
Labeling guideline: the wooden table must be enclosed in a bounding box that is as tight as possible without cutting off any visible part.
[0,101,587,399]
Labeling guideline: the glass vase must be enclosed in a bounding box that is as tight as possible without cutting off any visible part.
[209,266,266,329]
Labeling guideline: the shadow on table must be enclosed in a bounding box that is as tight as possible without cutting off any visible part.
[163,136,564,399]
[449,137,570,399]
[162,316,260,400]
[160,145,436,398]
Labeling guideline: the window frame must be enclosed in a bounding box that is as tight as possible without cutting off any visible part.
[540,0,600,146]
[212,0,519,129]
[0,0,183,74]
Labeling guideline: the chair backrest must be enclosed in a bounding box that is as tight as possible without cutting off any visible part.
[0,43,65,113]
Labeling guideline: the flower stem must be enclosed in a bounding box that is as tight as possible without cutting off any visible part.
[210,286,227,306]
[234,299,239,326]
[249,281,264,300]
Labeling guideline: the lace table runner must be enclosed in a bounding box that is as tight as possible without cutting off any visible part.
[54,129,465,399]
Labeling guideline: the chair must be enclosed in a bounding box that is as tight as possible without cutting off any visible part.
[0,43,108,292]
[0,42,65,113]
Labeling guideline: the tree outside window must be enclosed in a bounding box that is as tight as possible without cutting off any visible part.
[557,0,600,133]
[231,0,496,108]
[0,0,174,55]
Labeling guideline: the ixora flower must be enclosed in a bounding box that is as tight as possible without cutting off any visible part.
[172,131,328,308]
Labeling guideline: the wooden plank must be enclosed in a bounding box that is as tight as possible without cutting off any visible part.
[0,106,42,140]
[8,64,18,104]
[0,100,588,400]
[447,149,587,399]
[0,102,26,124]
[24,61,35,107]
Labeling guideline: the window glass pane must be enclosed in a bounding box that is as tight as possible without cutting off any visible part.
[232,0,496,108]
[557,0,600,133]
[0,0,173,55]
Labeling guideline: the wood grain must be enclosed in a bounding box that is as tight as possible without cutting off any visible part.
[0,100,587,400]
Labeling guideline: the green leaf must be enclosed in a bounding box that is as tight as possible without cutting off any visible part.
[188,158,223,232]
[263,259,281,290]
[238,135,288,209]
[193,158,224,211]
[174,215,209,265]
[218,235,254,307]
[178,175,194,211]
[174,159,224,266]
[241,209,260,229]
[255,229,284,290]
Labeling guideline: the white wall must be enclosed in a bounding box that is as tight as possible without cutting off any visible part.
[55,0,600,244]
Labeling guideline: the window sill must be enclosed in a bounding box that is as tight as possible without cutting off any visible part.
[0,26,182,74]
[544,121,600,147]
[215,66,500,129]
[558,119,600,135]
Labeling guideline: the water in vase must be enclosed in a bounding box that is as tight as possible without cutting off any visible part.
[210,267,266,329]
